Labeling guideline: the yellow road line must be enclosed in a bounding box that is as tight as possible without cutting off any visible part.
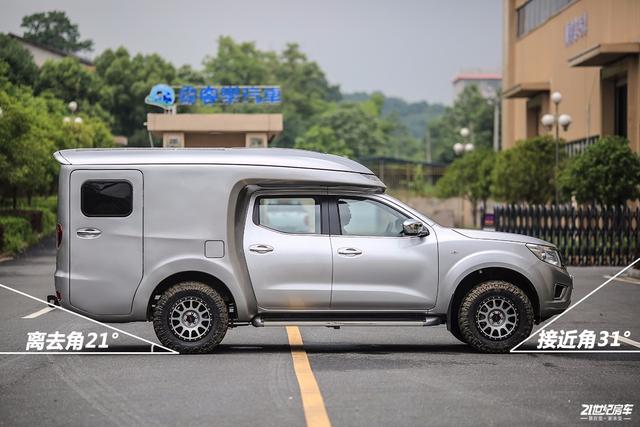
[286,326,332,427]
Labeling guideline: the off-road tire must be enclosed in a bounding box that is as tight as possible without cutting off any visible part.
[458,280,534,353]
[153,281,228,354]
[449,322,466,344]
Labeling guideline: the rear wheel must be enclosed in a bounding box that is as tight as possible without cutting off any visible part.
[458,280,534,353]
[153,281,228,354]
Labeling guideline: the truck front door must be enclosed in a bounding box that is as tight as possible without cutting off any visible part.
[329,196,438,310]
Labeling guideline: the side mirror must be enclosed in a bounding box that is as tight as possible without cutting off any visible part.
[403,219,429,237]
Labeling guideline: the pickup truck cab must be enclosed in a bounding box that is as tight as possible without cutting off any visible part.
[53,148,572,353]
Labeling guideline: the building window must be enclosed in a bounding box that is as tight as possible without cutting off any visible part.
[81,181,133,217]
[516,0,574,37]
[614,80,628,138]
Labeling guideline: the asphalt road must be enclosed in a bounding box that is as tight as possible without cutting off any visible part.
[0,238,639,426]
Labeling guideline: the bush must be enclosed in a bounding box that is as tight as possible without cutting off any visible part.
[0,216,35,254]
[559,136,640,205]
[492,136,564,204]
[28,196,57,234]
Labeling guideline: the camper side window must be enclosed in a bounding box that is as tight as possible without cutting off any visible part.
[81,181,133,217]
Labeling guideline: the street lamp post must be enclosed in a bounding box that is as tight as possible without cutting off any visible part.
[63,101,83,147]
[541,92,572,206]
[454,126,475,156]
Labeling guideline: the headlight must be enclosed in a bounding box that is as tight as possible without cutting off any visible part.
[526,244,562,267]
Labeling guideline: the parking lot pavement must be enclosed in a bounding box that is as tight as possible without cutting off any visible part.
[0,238,638,426]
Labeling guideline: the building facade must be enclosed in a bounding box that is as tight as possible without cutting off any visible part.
[9,33,94,70]
[452,70,502,100]
[146,113,283,148]
[502,0,640,154]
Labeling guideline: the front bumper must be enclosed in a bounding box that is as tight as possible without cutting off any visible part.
[537,265,573,322]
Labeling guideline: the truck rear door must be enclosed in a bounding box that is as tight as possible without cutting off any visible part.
[69,170,143,315]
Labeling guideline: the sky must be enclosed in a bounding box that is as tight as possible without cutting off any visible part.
[0,0,503,104]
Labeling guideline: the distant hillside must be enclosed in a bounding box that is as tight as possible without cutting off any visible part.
[342,92,445,140]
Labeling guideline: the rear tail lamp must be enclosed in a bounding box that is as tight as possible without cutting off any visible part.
[56,223,63,248]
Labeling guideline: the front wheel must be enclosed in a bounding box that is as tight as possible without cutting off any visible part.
[153,281,228,353]
[458,280,534,353]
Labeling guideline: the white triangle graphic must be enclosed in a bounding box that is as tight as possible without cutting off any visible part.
[0,283,178,355]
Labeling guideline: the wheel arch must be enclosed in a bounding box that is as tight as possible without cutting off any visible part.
[147,271,237,320]
[446,267,540,336]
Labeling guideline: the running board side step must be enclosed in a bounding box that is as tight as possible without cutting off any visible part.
[251,316,442,327]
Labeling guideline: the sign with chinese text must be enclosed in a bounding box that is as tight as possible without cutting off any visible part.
[565,13,587,46]
[176,85,281,106]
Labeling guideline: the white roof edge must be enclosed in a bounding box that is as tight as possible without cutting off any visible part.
[53,148,375,175]
[53,151,71,165]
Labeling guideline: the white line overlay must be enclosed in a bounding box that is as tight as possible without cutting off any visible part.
[510,258,640,353]
[0,283,178,355]
[22,306,55,319]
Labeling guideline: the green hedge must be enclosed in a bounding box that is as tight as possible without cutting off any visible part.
[0,216,35,254]
[0,196,57,255]
[32,196,57,235]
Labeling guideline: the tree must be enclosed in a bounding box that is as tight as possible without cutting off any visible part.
[202,38,340,148]
[294,125,353,157]
[308,103,386,159]
[176,65,206,85]
[559,136,640,205]
[0,86,58,206]
[492,136,563,204]
[342,92,445,144]
[436,148,495,225]
[95,47,176,137]
[35,57,102,104]
[0,81,113,205]
[203,36,276,85]
[428,85,495,163]
[0,34,39,87]
[21,11,93,53]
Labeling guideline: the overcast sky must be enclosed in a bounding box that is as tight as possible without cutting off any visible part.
[0,0,502,104]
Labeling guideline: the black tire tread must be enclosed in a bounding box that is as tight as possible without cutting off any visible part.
[458,280,534,354]
[152,281,228,354]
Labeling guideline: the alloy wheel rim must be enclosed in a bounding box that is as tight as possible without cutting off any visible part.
[475,296,519,340]
[169,296,212,341]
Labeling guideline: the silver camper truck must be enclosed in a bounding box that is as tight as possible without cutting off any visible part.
[52,148,572,353]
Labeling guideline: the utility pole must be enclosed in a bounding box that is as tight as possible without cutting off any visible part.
[541,91,572,206]
[425,128,432,163]
[493,99,500,152]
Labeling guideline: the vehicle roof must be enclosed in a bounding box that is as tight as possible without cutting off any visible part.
[54,148,374,175]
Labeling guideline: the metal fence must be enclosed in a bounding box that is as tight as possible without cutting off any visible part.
[491,204,640,266]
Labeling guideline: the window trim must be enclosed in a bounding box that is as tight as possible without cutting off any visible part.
[330,196,413,238]
[81,180,133,218]
[252,195,329,236]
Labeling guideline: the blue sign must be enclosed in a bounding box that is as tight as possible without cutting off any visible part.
[145,84,175,110]
[175,85,281,106]
[565,13,587,46]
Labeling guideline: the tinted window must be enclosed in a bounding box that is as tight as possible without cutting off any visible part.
[81,181,132,217]
[257,197,321,234]
[338,198,408,237]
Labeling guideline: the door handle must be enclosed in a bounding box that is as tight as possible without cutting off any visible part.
[337,247,362,256]
[76,227,102,239]
[249,244,274,254]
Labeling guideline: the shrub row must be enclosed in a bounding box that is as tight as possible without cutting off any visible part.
[0,197,57,255]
